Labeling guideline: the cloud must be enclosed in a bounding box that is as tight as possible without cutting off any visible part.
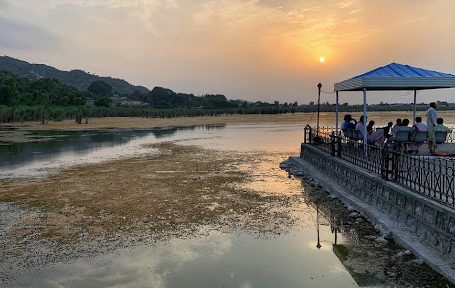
[335,0,359,9]
[1,0,454,103]
[9,0,179,24]
[0,16,58,50]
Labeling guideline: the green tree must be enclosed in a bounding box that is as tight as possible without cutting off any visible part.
[88,81,113,97]
[94,97,112,107]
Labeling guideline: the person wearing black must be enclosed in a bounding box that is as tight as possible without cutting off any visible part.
[382,122,393,139]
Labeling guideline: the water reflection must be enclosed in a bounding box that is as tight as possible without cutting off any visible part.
[0,125,228,179]
[300,181,455,288]
[0,123,305,179]
[307,190,379,283]
[11,226,360,288]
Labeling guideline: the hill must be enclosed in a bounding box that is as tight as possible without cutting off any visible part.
[0,56,149,95]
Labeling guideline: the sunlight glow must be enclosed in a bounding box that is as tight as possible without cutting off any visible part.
[319,56,326,63]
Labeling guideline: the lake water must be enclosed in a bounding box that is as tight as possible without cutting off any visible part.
[1,121,453,287]
[0,124,303,179]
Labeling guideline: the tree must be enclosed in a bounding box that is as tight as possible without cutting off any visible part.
[94,97,112,107]
[88,81,112,97]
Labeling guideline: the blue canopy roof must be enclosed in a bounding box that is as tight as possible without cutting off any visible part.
[354,63,455,78]
[335,63,455,92]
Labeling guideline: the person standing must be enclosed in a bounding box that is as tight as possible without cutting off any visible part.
[426,102,438,152]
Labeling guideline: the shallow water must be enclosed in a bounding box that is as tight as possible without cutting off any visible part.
[12,226,361,288]
[0,123,303,179]
[1,122,453,287]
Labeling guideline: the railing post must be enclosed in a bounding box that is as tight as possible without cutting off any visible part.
[309,127,313,143]
[392,151,399,181]
[331,132,336,156]
[337,134,342,158]
[304,125,312,144]
[304,126,307,144]
[381,145,391,180]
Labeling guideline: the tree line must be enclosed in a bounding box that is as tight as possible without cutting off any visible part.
[0,70,303,122]
[0,70,86,107]
[1,69,453,123]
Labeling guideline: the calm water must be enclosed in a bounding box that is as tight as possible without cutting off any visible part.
[0,124,303,179]
[12,225,361,288]
[1,122,452,287]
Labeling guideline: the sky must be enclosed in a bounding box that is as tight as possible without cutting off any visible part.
[0,0,454,104]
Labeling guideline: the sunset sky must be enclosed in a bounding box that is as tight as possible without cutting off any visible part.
[1,0,454,104]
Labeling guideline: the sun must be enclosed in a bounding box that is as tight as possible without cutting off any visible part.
[319,56,326,63]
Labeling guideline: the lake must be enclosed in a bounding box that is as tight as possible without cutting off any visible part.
[1,116,454,288]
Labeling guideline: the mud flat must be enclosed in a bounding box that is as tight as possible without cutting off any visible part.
[0,143,298,284]
[2,110,454,132]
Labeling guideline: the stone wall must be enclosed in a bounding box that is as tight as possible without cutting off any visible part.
[299,144,455,260]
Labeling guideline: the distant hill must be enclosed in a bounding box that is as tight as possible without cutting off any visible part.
[0,56,149,95]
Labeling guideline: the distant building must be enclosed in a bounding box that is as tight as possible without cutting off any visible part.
[118,100,149,108]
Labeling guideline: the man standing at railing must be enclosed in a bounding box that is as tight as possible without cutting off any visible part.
[426,102,438,153]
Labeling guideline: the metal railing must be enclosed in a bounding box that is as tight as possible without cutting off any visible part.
[339,137,384,175]
[391,153,454,206]
[303,125,455,207]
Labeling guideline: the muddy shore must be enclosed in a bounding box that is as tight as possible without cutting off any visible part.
[0,143,300,284]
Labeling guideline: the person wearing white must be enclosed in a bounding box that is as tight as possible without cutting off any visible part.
[414,122,429,132]
[391,118,402,139]
[355,116,366,138]
[426,102,438,152]
[355,116,384,146]
[409,117,428,153]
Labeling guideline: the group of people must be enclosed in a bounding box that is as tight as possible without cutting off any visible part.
[341,102,452,154]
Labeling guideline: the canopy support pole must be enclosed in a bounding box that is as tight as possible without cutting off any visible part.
[335,91,339,136]
[363,88,368,157]
[316,83,322,137]
[413,90,417,124]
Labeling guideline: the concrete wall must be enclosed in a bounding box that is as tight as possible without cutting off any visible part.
[295,144,455,280]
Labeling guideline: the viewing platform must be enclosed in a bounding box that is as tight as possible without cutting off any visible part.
[284,62,455,283]
[284,124,455,283]
[304,125,455,208]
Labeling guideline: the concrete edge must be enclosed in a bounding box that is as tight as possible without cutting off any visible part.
[303,144,454,217]
[288,156,455,284]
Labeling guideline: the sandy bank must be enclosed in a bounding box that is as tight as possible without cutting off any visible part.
[2,111,454,131]
[2,114,311,131]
